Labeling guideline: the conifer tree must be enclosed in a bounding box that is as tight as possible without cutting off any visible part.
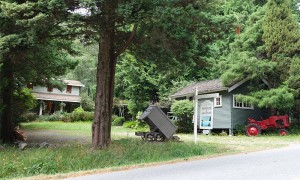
[0,1,77,142]
[221,0,300,113]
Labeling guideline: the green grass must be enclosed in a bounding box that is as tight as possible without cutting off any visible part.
[1,121,300,179]
[21,121,135,134]
[0,139,225,179]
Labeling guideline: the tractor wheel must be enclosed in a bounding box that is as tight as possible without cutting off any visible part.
[145,132,153,141]
[246,123,261,136]
[278,129,289,136]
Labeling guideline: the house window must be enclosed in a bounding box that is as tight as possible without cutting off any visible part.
[214,96,222,107]
[27,83,33,89]
[233,95,253,109]
[66,85,72,94]
[47,86,53,92]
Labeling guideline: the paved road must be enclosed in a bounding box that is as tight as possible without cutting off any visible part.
[69,145,300,180]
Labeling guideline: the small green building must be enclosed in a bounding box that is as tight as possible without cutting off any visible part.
[171,78,269,135]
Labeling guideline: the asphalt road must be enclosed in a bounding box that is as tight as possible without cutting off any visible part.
[69,145,300,180]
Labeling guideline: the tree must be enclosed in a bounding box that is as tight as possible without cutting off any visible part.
[0,1,77,142]
[221,0,300,113]
[66,0,231,149]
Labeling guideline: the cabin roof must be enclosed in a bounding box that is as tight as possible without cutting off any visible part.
[63,80,85,87]
[171,79,227,98]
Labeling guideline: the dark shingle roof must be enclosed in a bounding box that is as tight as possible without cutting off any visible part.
[171,79,227,98]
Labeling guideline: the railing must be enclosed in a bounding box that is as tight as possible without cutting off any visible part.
[167,112,178,121]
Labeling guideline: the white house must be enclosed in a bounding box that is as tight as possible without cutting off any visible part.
[28,80,84,115]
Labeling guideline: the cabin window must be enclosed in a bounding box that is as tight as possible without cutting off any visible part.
[27,83,33,89]
[233,95,253,109]
[66,85,72,94]
[47,86,53,92]
[214,96,222,107]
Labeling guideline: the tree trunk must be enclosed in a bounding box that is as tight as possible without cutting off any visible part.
[92,28,116,149]
[0,59,15,143]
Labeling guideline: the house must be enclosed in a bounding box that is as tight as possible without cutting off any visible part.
[171,78,269,135]
[28,80,84,115]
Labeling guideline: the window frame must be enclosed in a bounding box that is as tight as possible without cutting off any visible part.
[47,86,53,92]
[27,83,33,90]
[232,94,254,109]
[214,95,222,107]
[66,85,72,94]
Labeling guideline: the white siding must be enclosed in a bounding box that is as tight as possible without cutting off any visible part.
[32,85,81,95]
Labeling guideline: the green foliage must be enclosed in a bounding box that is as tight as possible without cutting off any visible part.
[37,110,93,122]
[171,100,194,133]
[220,0,300,112]
[234,124,246,136]
[80,92,95,112]
[38,112,68,122]
[18,113,38,123]
[0,138,225,179]
[171,100,194,117]
[112,116,125,126]
[69,108,93,122]
[127,100,148,119]
[73,107,85,114]
[123,119,149,132]
[13,88,37,122]
[123,121,137,129]
[263,0,300,57]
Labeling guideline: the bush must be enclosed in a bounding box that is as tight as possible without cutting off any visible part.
[234,124,246,136]
[38,112,67,121]
[18,113,38,122]
[37,109,94,122]
[123,121,137,128]
[171,100,194,133]
[112,116,125,126]
[69,110,93,122]
[13,88,37,123]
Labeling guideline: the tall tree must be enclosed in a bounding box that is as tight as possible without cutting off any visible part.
[0,0,77,142]
[69,0,233,149]
[221,0,300,113]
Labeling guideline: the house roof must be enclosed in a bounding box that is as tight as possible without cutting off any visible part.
[63,80,85,87]
[171,79,228,98]
[33,92,81,103]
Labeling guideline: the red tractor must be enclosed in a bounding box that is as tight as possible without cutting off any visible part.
[246,115,290,136]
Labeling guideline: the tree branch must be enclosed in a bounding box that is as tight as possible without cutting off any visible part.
[115,23,138,57]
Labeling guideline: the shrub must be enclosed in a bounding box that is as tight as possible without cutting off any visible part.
[134,120,149,132]
[73,107,85,113]
[112,116,125,126]
[38,112,67,121]
[234,124,246,136]
[37,110,93,122]
[127,100,148,119]
[171,100,194,133]
[18,113,38,122]
[69,110,93,122]
[13,88,37,123]
[123,121,137,128]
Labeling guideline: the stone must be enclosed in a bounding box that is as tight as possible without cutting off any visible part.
[18,142,28,150]
[0,144,4,150]
[39,142,49,148]
[14,127,27,142]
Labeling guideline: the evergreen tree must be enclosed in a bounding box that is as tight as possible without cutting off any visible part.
[64,0,235,149]
[221,0,300,113]
[0,1,77,142]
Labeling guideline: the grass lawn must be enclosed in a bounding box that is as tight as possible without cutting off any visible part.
[1,121,300,179]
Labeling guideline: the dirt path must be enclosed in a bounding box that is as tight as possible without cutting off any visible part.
[25,129,91,145]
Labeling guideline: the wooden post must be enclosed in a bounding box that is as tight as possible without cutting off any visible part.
[194,88,198,144]
[39,103,43,115]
